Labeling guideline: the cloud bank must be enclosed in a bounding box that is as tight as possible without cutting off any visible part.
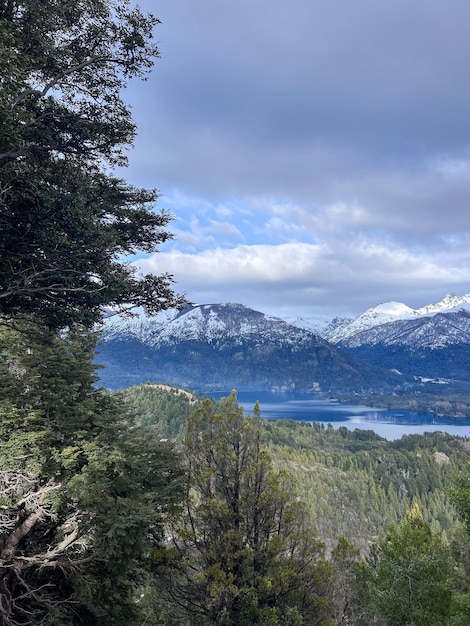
[123,0,470,320]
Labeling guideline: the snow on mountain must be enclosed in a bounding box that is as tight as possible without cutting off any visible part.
[342,310,470,349]
[101,303,321,349]
[97,302,405,392]
[100,292,470,351]
[100,308,179,343]
[415,293,470,316]
[319,293,470,343]
[321,301,416,343]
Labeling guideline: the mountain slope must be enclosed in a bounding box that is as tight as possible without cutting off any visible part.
[311,293,470,343]
[96,303,405,392]
[340,309,470,381]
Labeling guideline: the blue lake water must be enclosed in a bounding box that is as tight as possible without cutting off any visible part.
[209,390,470,441]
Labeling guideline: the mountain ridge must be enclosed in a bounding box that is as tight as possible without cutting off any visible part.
[296,293,470,343]
[97,294,470,390]
[97,303,405,392]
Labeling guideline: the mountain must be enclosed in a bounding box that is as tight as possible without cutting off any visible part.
[339,308,470,381]
[96,303,405,392]
[305,293,470,343]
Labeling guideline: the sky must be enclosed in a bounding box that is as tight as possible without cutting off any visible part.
[122,0,470,322]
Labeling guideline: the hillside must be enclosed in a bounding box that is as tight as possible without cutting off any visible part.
[97,303,406,393]
[120,384,470,548]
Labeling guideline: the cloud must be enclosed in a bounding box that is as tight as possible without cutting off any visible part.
[121,0,470,318]
[137,238,470,319]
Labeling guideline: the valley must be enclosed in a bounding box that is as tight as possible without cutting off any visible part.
[121,383,470,547]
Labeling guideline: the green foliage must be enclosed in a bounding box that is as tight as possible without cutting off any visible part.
[330,536,364,625]
[153,392,334,625]
[363,504,453,626]
[120,384,195,439]
[0,2,190,622]
[449,461,470,533]
[0,0,186,328]
[263,419,469,543]
[0,324,184,625]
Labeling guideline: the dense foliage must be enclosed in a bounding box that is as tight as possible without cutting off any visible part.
[122,384,470,544]
[117,384,470,624]
[122,383,195,440]
[1,1,470,623]
[0,325,184,624]
[363,504,453,626]
[0,2,187,623]
[152,392,334,625]
[0,0,186,328]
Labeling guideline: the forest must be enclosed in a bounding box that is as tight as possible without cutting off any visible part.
[1,1,470,624]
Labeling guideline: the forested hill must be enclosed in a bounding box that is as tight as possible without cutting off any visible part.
[121,383,470,545]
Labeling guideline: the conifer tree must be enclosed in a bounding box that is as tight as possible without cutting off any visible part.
[450,462,470,534]
[0,323,184,624]
[363,503,453,626]
[153,392,334,626]
[0,0,186,328]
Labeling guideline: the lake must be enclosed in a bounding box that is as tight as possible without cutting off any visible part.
[209,390,470,440]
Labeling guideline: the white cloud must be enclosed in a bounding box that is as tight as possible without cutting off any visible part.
[136,238,470,319]
[208,219,244,239]
[121,1,470,318]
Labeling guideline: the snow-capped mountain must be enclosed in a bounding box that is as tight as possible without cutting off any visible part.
[311,293,470,343]
[96,303,404,392]
[96,294,470,389]
[415,293,470,316]
[342,309,470,350]
[101,303,324,348]
[101,307,179,343]
[337,305,470,382]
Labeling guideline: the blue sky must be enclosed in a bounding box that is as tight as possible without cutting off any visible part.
[122,0,470,321]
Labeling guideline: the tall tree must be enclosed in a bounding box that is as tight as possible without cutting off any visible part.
[154,392,333,626]
[0,323,184,625]
[450,462,470,534]
[0,0,186,328]
[0,3,188,623]
[330,535,364,625]
[362,503,453,626]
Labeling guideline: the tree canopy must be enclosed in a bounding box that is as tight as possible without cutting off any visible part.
[0,3,188,622]
[363,504,453,626]
[154,392,334,625]
[0,323,184,624]
[0,0,186,328]
[450,462,470,535]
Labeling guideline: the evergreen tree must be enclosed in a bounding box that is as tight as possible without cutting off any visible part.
[330,535,364,625]
[0,324,184,625]
[153,392,334,626]
[0,2,188,622]
[363,503,453,626]
[0,0,186,328]
[450,462,470,534]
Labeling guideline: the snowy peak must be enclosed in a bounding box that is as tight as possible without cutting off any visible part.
[415,293,470,316]
[322,293,470,343]
[325,301,416,343]
[97,302,404,392]
[371,301,416,317]
[342,310,470,350]
[101,302,322,349]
